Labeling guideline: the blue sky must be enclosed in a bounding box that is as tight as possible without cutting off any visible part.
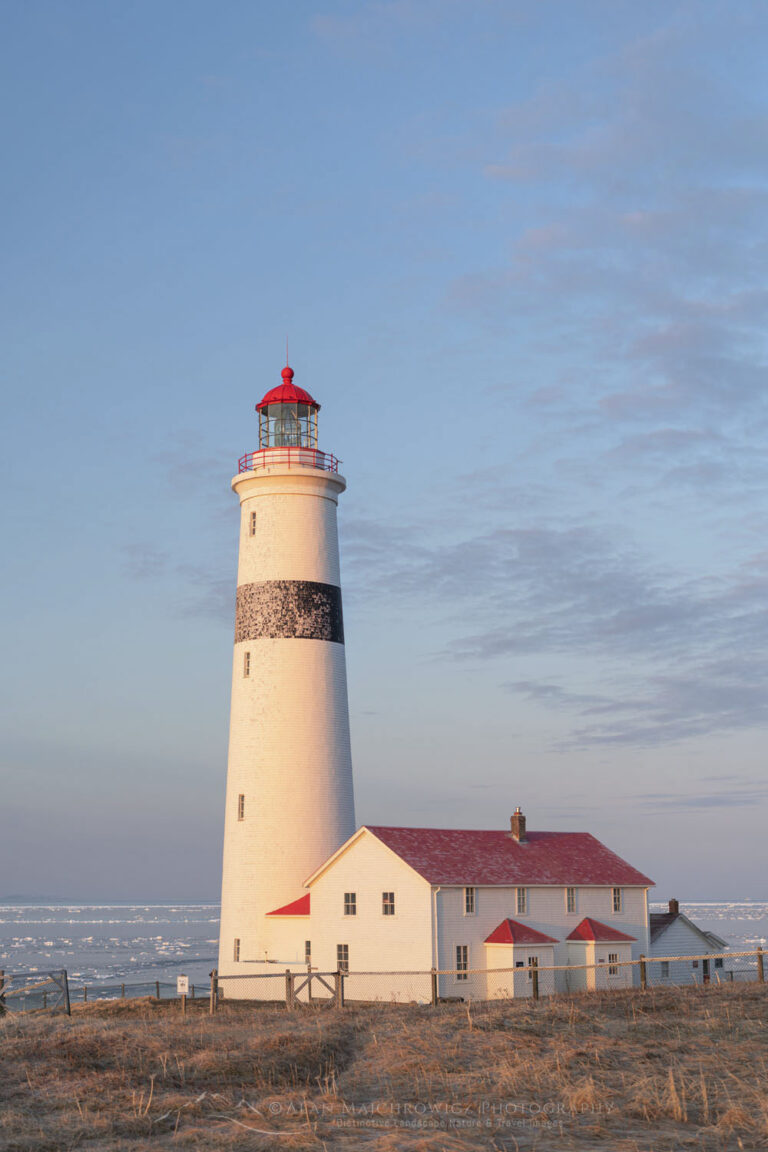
[2,0,767,900]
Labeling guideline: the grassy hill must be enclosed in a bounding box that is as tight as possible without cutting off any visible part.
[1,983,765,1150]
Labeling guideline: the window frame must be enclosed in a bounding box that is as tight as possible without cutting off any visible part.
[382,891,395,916]
[243,651,251,677]
[527,955,539,981]
[456,944,469,981]
[249,510,257,536]
[464,887,476,915]
[337,943,349,973]
[305,940,311,965]
[566,886,577,914]
[608,952,619,976]
[237,793,245,821]
[343,892,357,917]
[233,938,240,962]
[612,887,623,913]
[516,887,528,915]
[660,960,670,978]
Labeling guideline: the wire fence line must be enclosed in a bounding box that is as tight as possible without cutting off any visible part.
[213,946,765,1010]
[1,947,763,1015]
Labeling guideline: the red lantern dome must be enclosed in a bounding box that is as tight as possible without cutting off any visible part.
[256,364,319,411]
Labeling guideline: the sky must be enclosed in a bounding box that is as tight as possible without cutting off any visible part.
[2,0,767,901]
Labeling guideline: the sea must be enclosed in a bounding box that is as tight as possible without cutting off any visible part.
[0,901,766,992]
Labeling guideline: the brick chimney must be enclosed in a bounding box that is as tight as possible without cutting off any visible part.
[668,898,679,916]
[510,807,527,842]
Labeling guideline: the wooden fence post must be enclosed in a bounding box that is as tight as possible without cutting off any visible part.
[0,970,5,1015]
[155,981,160,1000]
[121,984,125,999]
[532,967,539,1001]
[334,969,345,1008]
[191,984,195,1000]
[285,969,294,1009]
[431,968,438,1007]
[83,986,88,1003]
[639,953,647,991]
[63,971,71,1016]
[757,947,765,984]
[209,968,218,1015]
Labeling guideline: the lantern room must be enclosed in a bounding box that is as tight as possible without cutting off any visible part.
[256,365,319,449]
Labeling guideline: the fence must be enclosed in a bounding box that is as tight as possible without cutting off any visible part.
[0,969,71,1014]
[2,948,762,1016]
[211,946,765,1011]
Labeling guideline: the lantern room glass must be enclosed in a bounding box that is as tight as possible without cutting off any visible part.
[259,403,318,449]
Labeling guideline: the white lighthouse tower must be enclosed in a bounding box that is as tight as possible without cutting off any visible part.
[217,363,356,975]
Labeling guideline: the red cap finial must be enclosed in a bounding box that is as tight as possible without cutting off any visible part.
[281,364,294,382]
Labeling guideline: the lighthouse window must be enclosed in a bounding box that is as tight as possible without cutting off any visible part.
[337,944,349,973]
[343,892,356,916]
[382,892,395,916]
[456,945,468,981]
[249,511,257,536]
[233,938,240,962]
[243,652,251,677]
[237,794,245,820]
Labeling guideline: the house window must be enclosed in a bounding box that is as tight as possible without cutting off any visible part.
[243,651,251,677]
[305,940,311,964]
[566,887,577,914]
[612,887,623,913]
[456,945,468,981]
[714,957,723,969]
[237,794,245,820]
[516,887,528,915]
[608,952,619,976]
[337,944,349,973]
[692,960,699,969]
[464,887,476,915]
[233,938,240,962]
[661,961,669,978]
[249,511,257,536]
[343,892,356,916]
[382,891,395,916]
[527,956,538,981]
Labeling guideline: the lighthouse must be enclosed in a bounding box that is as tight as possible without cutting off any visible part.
[217,364,356,975]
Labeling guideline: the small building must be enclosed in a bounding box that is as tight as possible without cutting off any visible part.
[649,899,730,984]
[565,916,636,992]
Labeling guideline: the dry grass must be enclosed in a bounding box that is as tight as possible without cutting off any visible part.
[1,983,766,1150]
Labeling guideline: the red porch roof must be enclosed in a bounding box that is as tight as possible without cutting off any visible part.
[566,917,636,943]
[484,918,559,946]
[364,826,653,887]
[265,893,310,917]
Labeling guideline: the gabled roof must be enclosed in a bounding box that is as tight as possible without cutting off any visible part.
[650,910,728,949]
[361,826,653,887]
[265,894,310,917]
[484,918,559,946]
[566,917,636,943]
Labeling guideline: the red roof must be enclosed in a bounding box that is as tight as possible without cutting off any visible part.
[265,893,310,917]
[364,826,653,887]
[566,917,636,943]
[484,918,559,946]
[256,365,319,411]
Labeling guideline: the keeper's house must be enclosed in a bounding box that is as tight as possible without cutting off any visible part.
[649,899,730,985]
[263,808,653,1001]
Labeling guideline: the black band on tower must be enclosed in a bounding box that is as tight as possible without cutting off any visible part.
[235,580,344,644]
